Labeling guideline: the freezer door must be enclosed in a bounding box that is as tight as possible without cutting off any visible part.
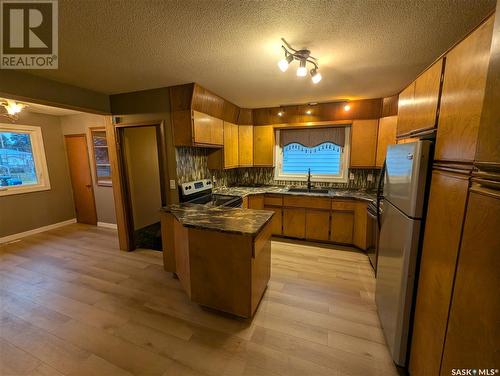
[384,141,431,218]
[376,200,421,366]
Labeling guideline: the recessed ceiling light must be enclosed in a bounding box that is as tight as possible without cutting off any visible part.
[278,111,284,117]
[344,104,351,112]
[306,109,312,115]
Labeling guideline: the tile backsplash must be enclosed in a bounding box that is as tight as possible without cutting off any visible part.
[176,147,381,191]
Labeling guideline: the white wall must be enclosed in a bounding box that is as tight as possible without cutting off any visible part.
[60,113,116,225]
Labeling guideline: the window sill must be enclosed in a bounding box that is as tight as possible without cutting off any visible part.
[274,174,349,184]
[0,184,51,197]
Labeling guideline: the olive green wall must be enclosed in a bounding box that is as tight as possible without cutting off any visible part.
[0,112,75,238]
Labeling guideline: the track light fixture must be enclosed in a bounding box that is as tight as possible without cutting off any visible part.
[277,38,322,83]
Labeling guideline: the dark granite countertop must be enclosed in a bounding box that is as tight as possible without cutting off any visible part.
[213,186,376,203]
[162,203,274,236]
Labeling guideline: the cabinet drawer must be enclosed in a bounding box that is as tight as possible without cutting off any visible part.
[331,200,356,211]
[264,206,282,235]
[283,208,306,239]
[283,195,331,209]
[264,194,283,206]
[305,209,330,241]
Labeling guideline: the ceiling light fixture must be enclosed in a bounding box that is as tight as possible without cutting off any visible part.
[306,109,312,115]
[1,99,26,121]
[344,103,351,112]
[277,111,284,117]
[278,38,322,83]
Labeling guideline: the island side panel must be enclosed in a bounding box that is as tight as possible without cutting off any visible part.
[188,228,253,318]
[251,221,272,315]
[174,218,191,297]
[161,212,176,272]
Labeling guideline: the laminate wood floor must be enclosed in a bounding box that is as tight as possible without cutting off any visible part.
[0,224,398,376]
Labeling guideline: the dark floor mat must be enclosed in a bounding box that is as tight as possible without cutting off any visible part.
[135,222,162,251]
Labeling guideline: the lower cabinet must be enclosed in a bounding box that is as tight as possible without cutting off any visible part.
[264,206,282,235]
[248,194,264,210]
[283,208,306,238]
[305,209,330,241]
[330,211,354,243]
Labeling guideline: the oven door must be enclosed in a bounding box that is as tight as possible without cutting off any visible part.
[366,205,379,274]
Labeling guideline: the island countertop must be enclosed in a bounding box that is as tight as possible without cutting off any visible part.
[161,203,274,236]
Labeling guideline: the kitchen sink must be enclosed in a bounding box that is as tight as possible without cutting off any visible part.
[287,187,329,194]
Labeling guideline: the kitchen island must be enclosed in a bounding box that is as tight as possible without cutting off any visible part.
[160,203,274,318]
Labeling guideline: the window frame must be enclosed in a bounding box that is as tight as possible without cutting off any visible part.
[0,123,51,196]
[89,127,112,187]
[274,127,351,183]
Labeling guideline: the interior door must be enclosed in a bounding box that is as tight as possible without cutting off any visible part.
[65,135,97,225]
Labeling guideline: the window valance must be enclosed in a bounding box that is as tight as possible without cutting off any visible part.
[279,127,347,148]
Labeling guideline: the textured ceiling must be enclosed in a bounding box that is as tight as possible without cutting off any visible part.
[26,0,495,108]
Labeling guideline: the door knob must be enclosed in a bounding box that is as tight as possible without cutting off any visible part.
[85,184,92,188]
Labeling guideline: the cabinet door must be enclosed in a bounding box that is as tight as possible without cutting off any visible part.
[193,111,223,145]
[248,194,264,210]
[223,121,238,168]
[265,206,282,235]
[330,211,354,243]
[283,208,306,239]
[409,170,469,376]
[238,125,253,166]
[305,209,330,241]
[412,58,443,132]
[350,120,378,168]
[440,188,500,375]
[253,125,274,166]
[376,116,397,167]
[397,82,416,136]
[435,17,494,162]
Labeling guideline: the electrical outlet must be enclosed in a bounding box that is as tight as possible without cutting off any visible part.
[349,172,355,180]
[367,173,373,182]
[169,180,176,190]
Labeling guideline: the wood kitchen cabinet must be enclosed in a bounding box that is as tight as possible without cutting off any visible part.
[253,125,274,166]
[283,208,306,239]
[193,110,223,146]
[238,125,253,166]
[435,16,494,163]
[264,206,282,235]
[397,59,443,137]
[350,119,379,168]
[440,187,500,375]
[305,209,330,241]
[223,121,239,168]
[248,194,264,210]
[330,210,354,244]
[409,169,470,376]
[376,116,397,167]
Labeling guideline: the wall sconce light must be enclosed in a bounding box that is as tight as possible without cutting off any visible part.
[1,99,26,121]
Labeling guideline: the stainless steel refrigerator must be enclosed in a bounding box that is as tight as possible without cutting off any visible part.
[375,140,431,367]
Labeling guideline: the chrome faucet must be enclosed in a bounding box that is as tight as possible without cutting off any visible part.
[307,168,312,191]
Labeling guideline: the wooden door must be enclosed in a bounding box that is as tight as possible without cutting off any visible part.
[265,206,282,235]
[65,135,97,225]
[376,116,397,167]
[397,82,416,136]
[440,188,500,374]
[435,16,494,163]
[350,120,378,168]
[253,125,274,166]
[305,209,330,241]
[412,58,443,132]
[330,211,354,243]
[283,208,306,238]
[238,125,253,166]
[409,169,470,376]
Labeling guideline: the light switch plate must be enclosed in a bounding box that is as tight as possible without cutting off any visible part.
[169,180,176,190]
[349,172,355,180]
[367,173,373,182]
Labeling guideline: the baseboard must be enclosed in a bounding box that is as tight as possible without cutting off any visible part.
[0,218,77,244]
[97,222,118,230]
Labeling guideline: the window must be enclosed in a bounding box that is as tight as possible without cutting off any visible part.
[0,123,51,196]
[90,128,112,186]
[275,127,350,183]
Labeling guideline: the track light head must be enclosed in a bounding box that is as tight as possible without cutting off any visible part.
[296,59,307,77]
[278,53,294,72]
[310,68,322,84]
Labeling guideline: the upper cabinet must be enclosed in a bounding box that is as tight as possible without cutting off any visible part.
[223,121,239,168]
[192,111,223,146]
[350,119,379,168]
[397,58,444,137]
[435,16,494,163]
[238,125,253,167]
[253,125,275,166]
[376,116,398,167]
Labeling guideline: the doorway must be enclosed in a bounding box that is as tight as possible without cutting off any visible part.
[64,134,98,225]
[119,125,165,251]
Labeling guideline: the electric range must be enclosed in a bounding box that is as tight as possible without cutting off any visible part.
[179,179,242,208]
